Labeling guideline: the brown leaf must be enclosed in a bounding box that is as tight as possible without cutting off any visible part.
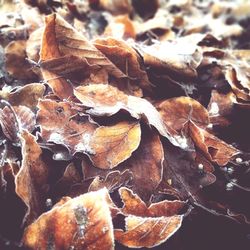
[119,187,186,217]
[15,130,48,224]
[158,96,239,166]
[23,188,115,250]
[88,121,141,169]
[0,105,35,143]
[0,83,45,110]
[40,14,74,99]
[94,37,151,93]
[189,122,240,166]
[158,96,209,133]
[37,99,98,154]
[5,40,37,80]
[114,187,185,248]
[121,127,164,201]
[74,84,188,149]
[115,214,183,248]
[89,169,133,192]
[40,14,129,98]
[137,36,203,78]
[225,65,250,101]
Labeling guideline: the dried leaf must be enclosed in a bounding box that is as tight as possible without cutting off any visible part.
[5,40,37,80]
[0,83,45,110]
[189,122,240,166]
[137,36,203,78]
[88,169,133,192]
[0,105,35,143]
[94,37,151,93]
[37,99,98,154]
[119,187,186,217]
[15,130,48,224]
[121,127,164,201]
[88,121,141,169]
[74,84,188,149]
[23,188,115,250]
[40,14,130,98]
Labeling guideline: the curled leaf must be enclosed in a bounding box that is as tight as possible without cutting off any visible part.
[15,130,48,224]
[37,99,98,154]
[74,84,188,149]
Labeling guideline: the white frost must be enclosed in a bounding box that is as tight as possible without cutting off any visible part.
[209,102,219,115]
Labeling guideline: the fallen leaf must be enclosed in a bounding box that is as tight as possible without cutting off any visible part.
[74,84,188,149]
[40,14,131,98]
[23,188,115,250]
[88,169,133,192]
[15,130,49,224]
[5,40,37,80]
[37,99,98,154]
[87,121,141,169]
[121,127,164,201]
[119,187,186,217]
[94,37,151,93]
[0,83,45,110]
[0,104,36,143]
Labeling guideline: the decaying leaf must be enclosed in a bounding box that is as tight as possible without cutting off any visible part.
[137,36,203,78]
[159,96,240,166]
[88,169,133,192]
[23,188,115,250]
[0,83,45,110]
[88,121,141,169]
[74,84,188,149]
[114,187,185,248]
[40,13,132,99]
[37,99,98,154]
[121,127,164,201]
[0,104,36,143]
[15,130,48,224]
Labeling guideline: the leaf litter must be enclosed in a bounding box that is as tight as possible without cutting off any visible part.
[0,0,250,249]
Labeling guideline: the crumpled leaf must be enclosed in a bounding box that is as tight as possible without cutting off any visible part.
[119,187,186,217]
[23,188,115,250]
[37,99,98,154]
[0,104,36,143]
[114,187,185,248]
[5,40,37,80]
[88,169,133,192]
[189,122,240,166]
[94,37,151,93]
[40,13,130,99]
[121,127,164,201]
[159,96,240,166]
[15,130,48,224]
[0,83,45,110]
[87,121,141,169]
[225,64,250,101]
[137,36,203,78]
[74,84,188,149]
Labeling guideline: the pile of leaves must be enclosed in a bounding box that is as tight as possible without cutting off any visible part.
[0,0,250,249]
